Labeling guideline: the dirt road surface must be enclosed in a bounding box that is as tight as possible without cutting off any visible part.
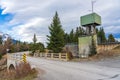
[27,57,120,80]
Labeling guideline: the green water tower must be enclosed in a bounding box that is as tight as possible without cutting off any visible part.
[81,13,101,35]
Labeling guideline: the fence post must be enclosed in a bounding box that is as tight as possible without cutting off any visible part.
[66,53,69,61]
[51,53,53,59]
[59,53,61,60]
[45,53,47,58]
[40,53,41,57]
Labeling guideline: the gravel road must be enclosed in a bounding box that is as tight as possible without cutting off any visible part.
[27,57,120,80]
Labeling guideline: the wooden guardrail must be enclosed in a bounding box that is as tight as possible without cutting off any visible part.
[39,53,69,61]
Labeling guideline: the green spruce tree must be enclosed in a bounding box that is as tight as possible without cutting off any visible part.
[69,29,74,43]
[0,36,2,44]
[108,34,115,42]
[79,27,85,36]
[47,12,65,53]
[74,27,79,43]
[33,34,37,44]
[64,33,70,44]
[97,27,106,43]
[37,42,45,52]
[31,33,37,55]
[89,35,97,56]
[64,26,85,44]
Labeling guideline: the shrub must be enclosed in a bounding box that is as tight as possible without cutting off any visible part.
[67,52,73,60]
[0,62,37,80]
[0,54,2,60]
[89,35,97,56]
[29,52,34,56]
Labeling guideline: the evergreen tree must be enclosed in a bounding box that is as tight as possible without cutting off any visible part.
[64,33,70,44]
[74,27,79,43]
[79,27,85,36]
[37,42,45,52]
[108,34,115,42]
[64,26,85,44]
[74,27,84,43]
[69,29,74,43]
[89,35,97,56]
[0,36,2,44]
[96,28,98,34]
[101,28,106,43]
[31,34,37,55]
[97,27,106,43]
[47,12,65,53]
[33,34,37,44]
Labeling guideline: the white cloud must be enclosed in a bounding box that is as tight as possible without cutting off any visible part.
[8,18,47,42]
[115,38,120,42]
[0,0,120,45]
[104,26,120,34]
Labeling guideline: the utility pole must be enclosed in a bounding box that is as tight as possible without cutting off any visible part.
[91,0,96,13]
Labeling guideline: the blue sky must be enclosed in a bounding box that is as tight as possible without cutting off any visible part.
[0,9,13,24]
[0,0,120,43]
[0,9,13,31]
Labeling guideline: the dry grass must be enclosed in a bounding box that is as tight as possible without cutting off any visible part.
[0,57,7,71]
[114,45,120,50]
[71,49,120,62]
[0,58,7,66]
[0,63,38,80]
[89,49,120,61]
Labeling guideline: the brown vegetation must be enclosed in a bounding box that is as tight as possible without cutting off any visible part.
[0,38,29,55]
[0,56,7,71]
[72,48,120,62]
[0,63,37,80]
[89,49,120,60]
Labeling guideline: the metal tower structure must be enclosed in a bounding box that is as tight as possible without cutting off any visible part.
[81,13,101,35]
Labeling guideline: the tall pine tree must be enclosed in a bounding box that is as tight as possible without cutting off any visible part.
[108,34,115,42]
[64,26,85,44]
[97,27,106,43]
[64,33,70,44]
[74,27,79,43]
[0,36,2,44]
[89,35,97,56]
[69,29,74,43]
[31,33,37,55]
[33,34,37,44]
[47,12,65,53]
[74,27,85,43]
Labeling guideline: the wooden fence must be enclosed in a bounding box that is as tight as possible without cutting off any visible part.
[39,53,69,61]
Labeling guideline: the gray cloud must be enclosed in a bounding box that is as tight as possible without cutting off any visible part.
[0,0,120,44]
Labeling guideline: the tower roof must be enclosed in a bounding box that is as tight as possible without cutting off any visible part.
[81,13,101,27]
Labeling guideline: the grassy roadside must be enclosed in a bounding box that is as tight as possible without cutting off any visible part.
[70,49,120,62]
[16,69,38,80]
[0,63,38,80]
